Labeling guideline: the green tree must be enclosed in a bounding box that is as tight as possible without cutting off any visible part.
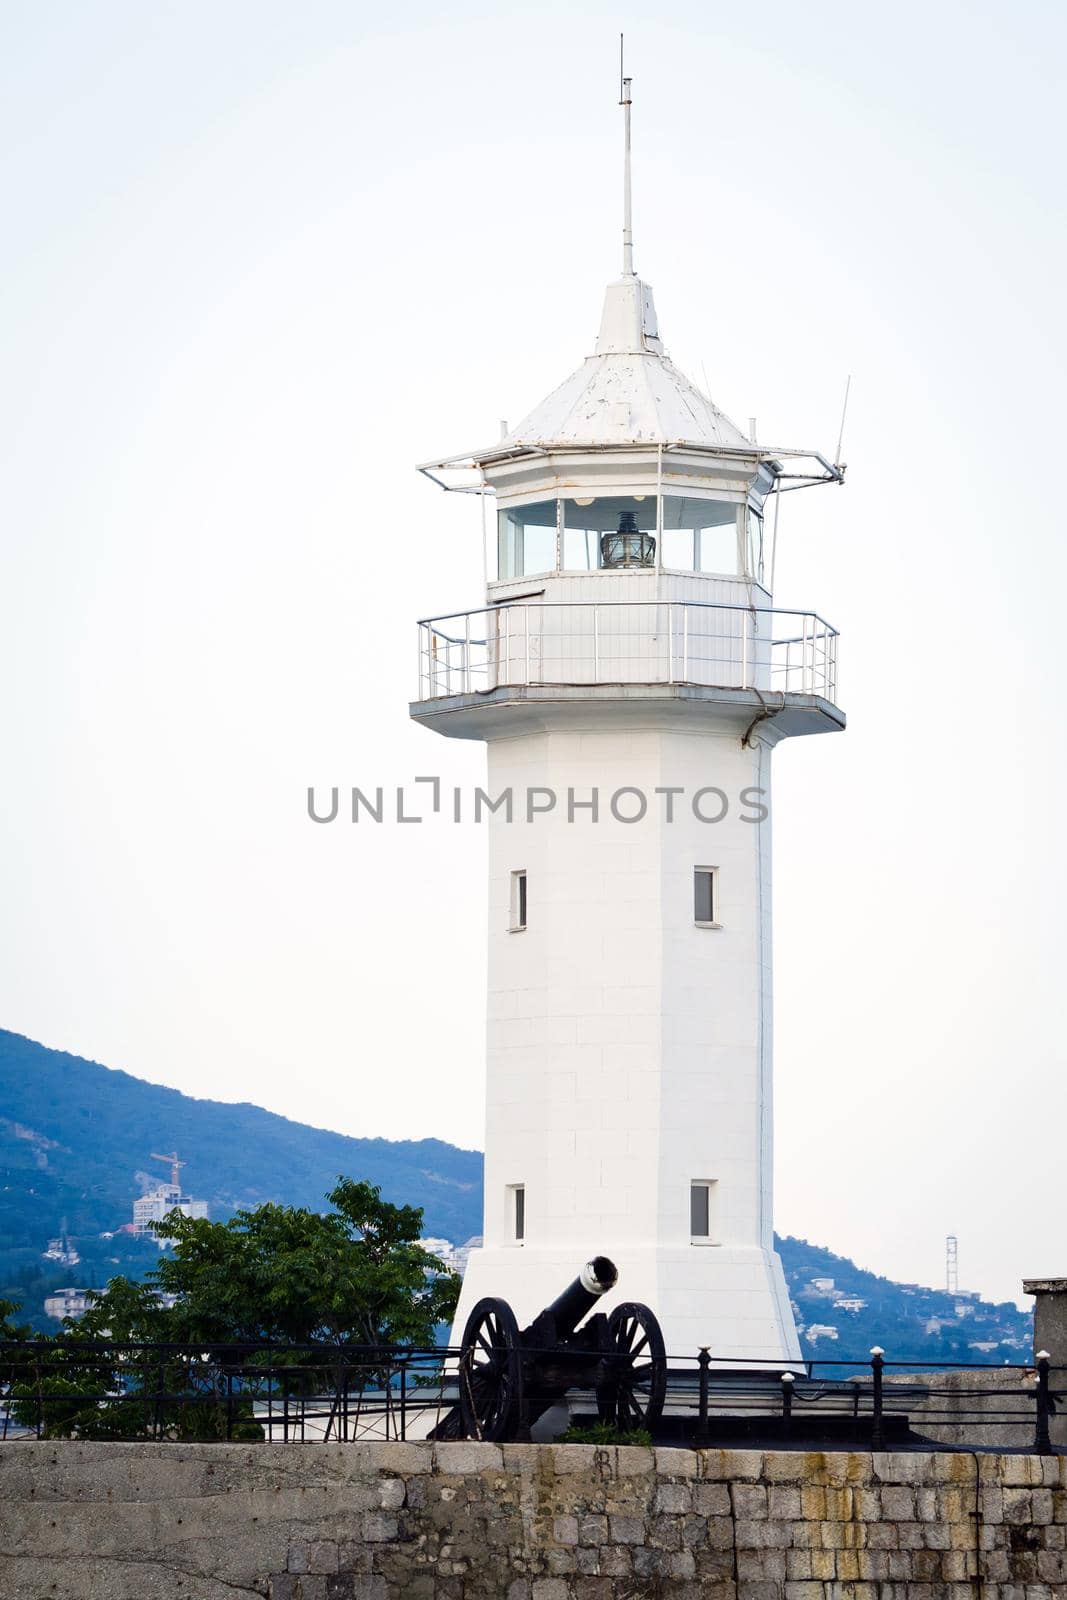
[153,1177,458,1346]
[7,1180,459,1440]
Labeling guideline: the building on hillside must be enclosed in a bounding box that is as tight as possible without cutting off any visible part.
[132,1183,208,1237]
[43,1234,80,1267]
[410,71,847,1363]
[806,1324,840,1343]
[833,1296,866,1313]
[44,1287,90,1320]
[808,1278,836,1295]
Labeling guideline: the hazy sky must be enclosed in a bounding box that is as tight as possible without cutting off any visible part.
[2,1,1064,1309]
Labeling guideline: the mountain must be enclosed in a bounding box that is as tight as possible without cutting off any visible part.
[0,1028,482,1329]
[0,1029,1033,1358]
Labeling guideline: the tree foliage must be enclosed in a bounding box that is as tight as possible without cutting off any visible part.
[5,1180,459,1439]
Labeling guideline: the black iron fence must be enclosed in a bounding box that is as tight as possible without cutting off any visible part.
[0,1339,1060,1453]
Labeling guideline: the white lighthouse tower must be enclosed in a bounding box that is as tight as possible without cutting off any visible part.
[411,76,845,1364]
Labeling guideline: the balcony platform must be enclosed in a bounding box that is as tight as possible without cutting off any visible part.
[409,681,845,742]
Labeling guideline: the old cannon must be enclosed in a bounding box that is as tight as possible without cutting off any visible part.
[457,1257,666,1441]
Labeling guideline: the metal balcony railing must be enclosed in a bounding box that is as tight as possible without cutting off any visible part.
[416,601,839,704]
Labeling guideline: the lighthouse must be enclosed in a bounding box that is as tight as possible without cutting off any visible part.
[411,73,845,1364]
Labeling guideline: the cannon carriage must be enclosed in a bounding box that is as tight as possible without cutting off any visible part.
[457,1256,666,1442]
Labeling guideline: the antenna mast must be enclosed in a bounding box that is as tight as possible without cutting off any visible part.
[620,34,634,276]
[946,1234,959,1296]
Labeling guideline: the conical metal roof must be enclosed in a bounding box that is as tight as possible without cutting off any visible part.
[499,275,752,452]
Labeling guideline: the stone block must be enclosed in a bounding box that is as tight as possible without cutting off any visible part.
[531,1582,569,1600]
[611,1444,655,1476]
[578,1515,608,1546]
[551,1515,578,1546]
[695,1548,737,1581]
[669,1550,697,1579]
[835,1549,860,1581]
[654,1481,693,1514]
[648,1515,683,1551]
[702,1515,735,1549]
[872,1451,936,1485]
[548,1444,601,1476]
[915,1486,938,1520]
[609,1513,646,1544]
[308,1541,339,1574]
[1032,1488,1055,1523]
[768,1485,802,1519]
[1037,1549,1067,1582]
[1004,1487,1034,1523]
[737,1518,792,1550]
[692,1482,732,1516]
[571,1579,612,1600]
[377,1478,405,1510]
[800,1486,826,1520]
[734,1484,769,1519]
[598,1546,631,1577]
[575,1547,601,1575]
[785,1548,813,1581]
[856,1549,889,1579]
[369,1443,432,1474]
[880,1485,915,1520]
[655,1447,700,1478]
[982,1550,1012,1582]
[783,1583,825,1600]
[434,1443,504,1476]
[632,1545,668,1578]
[700,1448,764,1481]
[361,1512,398,1543]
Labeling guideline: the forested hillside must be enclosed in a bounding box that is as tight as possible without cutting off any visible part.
[0,1028,1032,1357]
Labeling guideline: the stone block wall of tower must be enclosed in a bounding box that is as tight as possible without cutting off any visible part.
[445,708,794,1363]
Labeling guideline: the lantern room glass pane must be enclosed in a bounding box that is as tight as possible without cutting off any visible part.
[563,496,656,570]
[497,501,558,578]
[661,495,741,575]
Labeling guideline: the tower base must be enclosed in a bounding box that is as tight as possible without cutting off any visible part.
[451,1243,801,1367]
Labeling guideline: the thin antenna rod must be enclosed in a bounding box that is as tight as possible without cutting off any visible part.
[620,35,633,276]
[835,374,852,467]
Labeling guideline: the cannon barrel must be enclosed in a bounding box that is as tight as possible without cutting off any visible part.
[543,1256,618,1340]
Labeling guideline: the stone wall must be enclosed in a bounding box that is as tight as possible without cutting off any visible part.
[1,1440,1065,1599]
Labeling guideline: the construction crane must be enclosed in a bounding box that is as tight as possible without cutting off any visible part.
[151,1151,186,1191]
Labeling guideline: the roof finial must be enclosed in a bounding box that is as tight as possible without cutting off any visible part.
[619,35,634,277]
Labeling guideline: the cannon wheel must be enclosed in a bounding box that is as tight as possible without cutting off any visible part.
[458,1297,524,1442]
[597,1301,667,1433]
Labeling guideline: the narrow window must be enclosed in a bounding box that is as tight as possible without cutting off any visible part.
[694,867,718,926]
[510,1184,525,1241]
[511,869,527,931]
[690,1180,718,1241]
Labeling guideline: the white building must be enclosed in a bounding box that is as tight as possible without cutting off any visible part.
[132,1183,208,1236]
[410,86,845,1363]
[43,1236,80,1267]
[44,1287,90,1321]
